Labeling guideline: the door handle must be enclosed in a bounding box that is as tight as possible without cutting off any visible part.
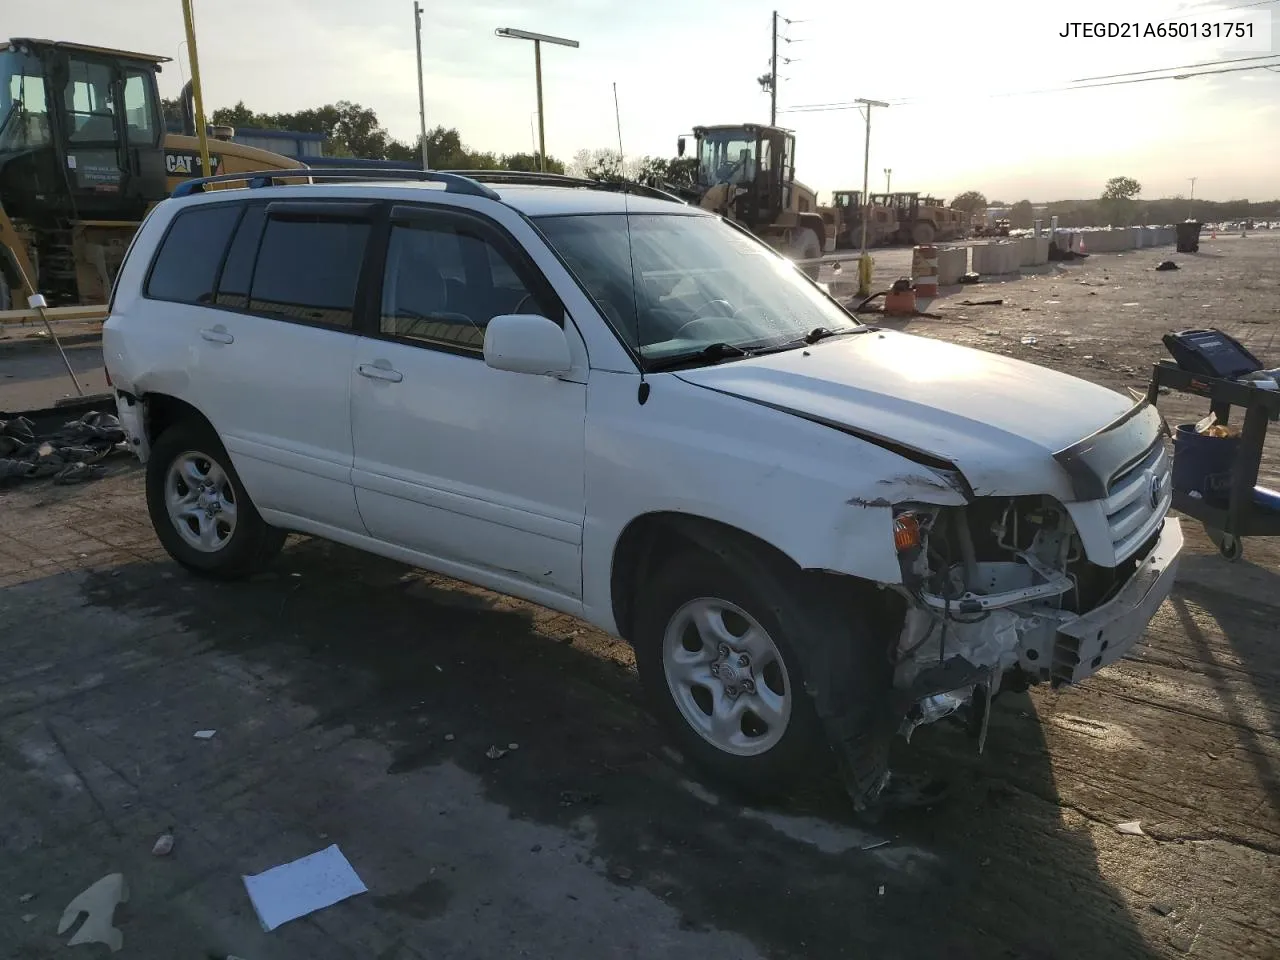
[357,362,403,383]
[199,327,234,344]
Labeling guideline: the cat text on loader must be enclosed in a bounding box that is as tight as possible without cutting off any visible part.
[0,37,304,311]
[672,124,828,279]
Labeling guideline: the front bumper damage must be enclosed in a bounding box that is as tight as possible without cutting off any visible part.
[891,516,1183,743]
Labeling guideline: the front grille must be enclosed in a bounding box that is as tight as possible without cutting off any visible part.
[1104,440,1170,562]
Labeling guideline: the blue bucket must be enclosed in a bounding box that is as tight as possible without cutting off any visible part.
[1171,423,1238,503]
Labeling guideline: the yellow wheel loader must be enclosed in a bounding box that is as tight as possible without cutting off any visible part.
[665,124,830,279]
[0,37,304,310]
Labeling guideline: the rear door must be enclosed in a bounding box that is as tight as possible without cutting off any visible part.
[142,197,372,534]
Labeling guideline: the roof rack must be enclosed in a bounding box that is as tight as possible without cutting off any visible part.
[438,169,688,205]
[170,168,501,200]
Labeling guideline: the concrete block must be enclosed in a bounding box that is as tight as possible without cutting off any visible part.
[936,246,967,284]
[1032,236,1050,265]
[973,240,1020,275]
[1133,227,1146,248]
[1018,237,1036,266]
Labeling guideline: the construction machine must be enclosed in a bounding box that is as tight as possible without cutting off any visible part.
[870,192,964,245]
[824,189,897,249]
[0,37,304,310]
[666,123,829,278]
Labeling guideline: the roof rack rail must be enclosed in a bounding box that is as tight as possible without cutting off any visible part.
[170,168,501,200]
[439,169,688,205]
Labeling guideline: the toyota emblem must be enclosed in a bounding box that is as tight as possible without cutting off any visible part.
[1148,473,1163,509]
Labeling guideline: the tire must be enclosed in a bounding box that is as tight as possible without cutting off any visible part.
[146,419,286,579]
[796,227,822,280]
[633,548,834,795]
[0,269,11,312]
[911,221,935,245]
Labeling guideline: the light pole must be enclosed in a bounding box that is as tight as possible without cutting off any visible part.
[1187,177,1197,220]
[884,167,891,193]
[857,99,890,296]
[414,2,429,169]
[495,27,579,172]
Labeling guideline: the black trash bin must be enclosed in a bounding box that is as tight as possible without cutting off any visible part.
[1176,220,1202,253]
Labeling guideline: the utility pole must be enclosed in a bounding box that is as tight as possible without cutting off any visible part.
[1187,177,1197,220]
[414,1,429,169]
[496,28,579,173]
[856,99,890,296]
[770,10,778,125]
[884,168,892,193]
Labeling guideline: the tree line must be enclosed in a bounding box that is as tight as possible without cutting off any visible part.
[950,180,1279,229]
[163,98,695,183]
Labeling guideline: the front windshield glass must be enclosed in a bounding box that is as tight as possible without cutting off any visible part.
[697,130,757,186]
[0,49,51,151]
[534,212,860,366]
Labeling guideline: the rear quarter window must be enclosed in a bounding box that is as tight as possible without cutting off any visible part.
[144,203,241,304]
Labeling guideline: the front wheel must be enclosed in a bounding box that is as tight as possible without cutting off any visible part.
[634,550,828,793]
[146,420,286,579]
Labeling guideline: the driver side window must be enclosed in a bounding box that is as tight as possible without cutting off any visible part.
[379,215,556,354]
[64,58,117,143]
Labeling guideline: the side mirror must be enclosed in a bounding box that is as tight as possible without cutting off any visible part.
[483,314,572,376]
[677,136,686,157]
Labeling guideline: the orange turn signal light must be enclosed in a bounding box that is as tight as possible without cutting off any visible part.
[893,513,922,552]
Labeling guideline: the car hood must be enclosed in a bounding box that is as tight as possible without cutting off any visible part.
[675,329,1134,497]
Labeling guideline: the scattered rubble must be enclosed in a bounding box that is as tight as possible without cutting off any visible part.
[0,411,125,486]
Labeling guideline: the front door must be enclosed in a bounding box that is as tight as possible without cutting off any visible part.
[350,203,587,601]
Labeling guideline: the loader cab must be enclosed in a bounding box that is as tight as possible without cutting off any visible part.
[688,123,796,229]
[0,38,169,223]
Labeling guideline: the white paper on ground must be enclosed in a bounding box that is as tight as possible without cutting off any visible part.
[241,844,368,932]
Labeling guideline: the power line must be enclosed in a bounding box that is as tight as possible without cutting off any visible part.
[780,57,1280,113]
[1072,53,1280,83]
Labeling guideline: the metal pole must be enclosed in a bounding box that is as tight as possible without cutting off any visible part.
[860,108,871,252]
[181,0,212,179]
[28,295,83,397]
[770,11,778,125]
[884,167,891,193]
[534,40,546,172]
[1188,177,1197,219]
[414,1,429,169]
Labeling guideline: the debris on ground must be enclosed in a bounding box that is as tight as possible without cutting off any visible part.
[507,742,520,751]
[1151,902,1176,917]
[559,789,602,807]
[193,729,217,740]
[152,833,175,857]
[58,872,129,952]
[21,913,35,923]
[444,733,455,741]
[1115,821,1146,836]
[0,411,125,486]
[958,272,980,284]
[1021,336,1039,345]
[960,299,1004,306]
[609,864,634,881]
[485,745,508,760]
[1156,260,1179,271]
[18,893,33,903]
[242,844,367,932]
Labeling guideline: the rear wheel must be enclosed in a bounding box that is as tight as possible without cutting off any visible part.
[911,221,935,245]
[786,228,822,280]
[146,420,286,579]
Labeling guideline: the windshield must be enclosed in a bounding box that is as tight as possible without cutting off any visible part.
[534,212,861,367]
[697,130,757,186]
[0,48,51,151]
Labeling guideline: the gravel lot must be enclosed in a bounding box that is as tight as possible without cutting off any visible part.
[1,234,1277,959]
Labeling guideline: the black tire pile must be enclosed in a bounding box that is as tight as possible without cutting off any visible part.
[0,411,127,486]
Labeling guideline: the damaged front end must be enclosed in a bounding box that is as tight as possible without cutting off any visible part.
[884,495,1180,752]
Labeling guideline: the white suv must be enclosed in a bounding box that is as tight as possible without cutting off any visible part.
[103,169,1182,811]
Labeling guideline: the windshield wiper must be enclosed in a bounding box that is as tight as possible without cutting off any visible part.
[644,341,749,372]
[802,326,865,344]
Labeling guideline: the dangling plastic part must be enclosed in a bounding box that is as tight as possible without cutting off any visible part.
[637,381,651,405]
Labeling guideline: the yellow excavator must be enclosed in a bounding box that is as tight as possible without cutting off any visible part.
[665,123,829,278]
[0,37,304,310]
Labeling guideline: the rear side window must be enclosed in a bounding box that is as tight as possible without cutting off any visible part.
[215,204,267,309]
[249,219,370,328]
[145,204,241,304]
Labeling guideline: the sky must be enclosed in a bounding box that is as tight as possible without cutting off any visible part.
[9,0,1280,203]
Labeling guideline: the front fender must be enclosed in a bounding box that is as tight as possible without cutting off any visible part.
[580,371,967,633]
